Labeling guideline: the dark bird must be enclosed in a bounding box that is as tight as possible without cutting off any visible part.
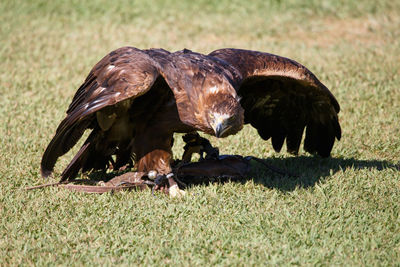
[41,47,341,196]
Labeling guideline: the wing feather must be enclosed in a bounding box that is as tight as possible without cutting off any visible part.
[41,47,163,177]
[209,48,341,157]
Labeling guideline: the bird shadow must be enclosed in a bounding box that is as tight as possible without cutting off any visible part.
[82,155,398,193]
[182,156,398,192]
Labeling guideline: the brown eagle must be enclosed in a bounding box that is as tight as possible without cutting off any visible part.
[41,47,341,194]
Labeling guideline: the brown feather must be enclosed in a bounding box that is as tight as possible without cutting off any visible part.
[41,47,162,177]
[41,46,341,184]
[209,48,341,157]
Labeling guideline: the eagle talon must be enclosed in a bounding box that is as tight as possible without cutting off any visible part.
[181,133,220,164]
[150,174,171,197]
[154,174,168,186]
[150,172,186,198]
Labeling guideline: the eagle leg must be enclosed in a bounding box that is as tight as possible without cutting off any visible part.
[148,173,185,197]
[133,130,186,197]
[181,132,220,164]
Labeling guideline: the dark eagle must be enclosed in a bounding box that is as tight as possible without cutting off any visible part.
[41,47,341,194]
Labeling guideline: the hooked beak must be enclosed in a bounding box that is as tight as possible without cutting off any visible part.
[215,123,224,138]
[212,117,232,138]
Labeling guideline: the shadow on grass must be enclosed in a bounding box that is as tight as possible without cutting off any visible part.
[240,156,397,192]
[180,156,397,192]
[82,156,397,193]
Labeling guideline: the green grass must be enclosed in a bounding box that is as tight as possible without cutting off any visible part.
[1,0,400,265]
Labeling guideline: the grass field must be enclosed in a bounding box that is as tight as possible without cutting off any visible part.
[1,0,400,265]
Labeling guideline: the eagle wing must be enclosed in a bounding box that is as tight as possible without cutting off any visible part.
[209,48,341,157]
[41,47,164,177]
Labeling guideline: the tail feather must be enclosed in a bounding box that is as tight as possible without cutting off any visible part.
[60,142,91,182]
[60,130,115,182]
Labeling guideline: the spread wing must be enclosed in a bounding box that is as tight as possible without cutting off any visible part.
[209,48,341,157]
[41,47,164,177]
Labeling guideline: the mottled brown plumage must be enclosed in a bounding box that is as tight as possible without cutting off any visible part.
[41,47,341,187]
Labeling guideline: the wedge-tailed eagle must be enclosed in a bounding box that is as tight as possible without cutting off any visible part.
[41,47,341,193]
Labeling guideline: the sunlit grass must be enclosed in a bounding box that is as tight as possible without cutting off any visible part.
[1,0,399,265]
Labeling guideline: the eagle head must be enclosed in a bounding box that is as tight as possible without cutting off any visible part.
[206,93,244,138]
